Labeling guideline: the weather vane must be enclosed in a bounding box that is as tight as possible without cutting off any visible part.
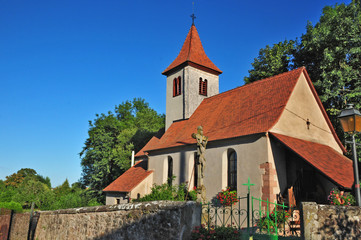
[190,1,196,25]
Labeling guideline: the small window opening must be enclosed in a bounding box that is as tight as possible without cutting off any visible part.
[199,78,207,96]
[173,76,182,97]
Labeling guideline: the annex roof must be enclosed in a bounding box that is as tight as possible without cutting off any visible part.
[135,136,161,158]
[143,67,344,153]
[270,132,353,189]
[162,24,222,76]
[103,161,153,193]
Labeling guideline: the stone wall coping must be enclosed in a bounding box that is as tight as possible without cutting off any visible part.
[37,201,200,215]
[302,201,361,210]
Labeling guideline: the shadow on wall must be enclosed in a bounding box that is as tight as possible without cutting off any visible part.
[316,211,361,239]
[92,208,188,240]
[33,201,201,240]
[302,202,361,240]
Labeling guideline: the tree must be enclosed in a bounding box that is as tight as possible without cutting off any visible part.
[294,1,361,136]
[12,177,54,209]
[80,98,164,201]
[53,179,71,197]
[244,40,295,84]
[244,1,361,148]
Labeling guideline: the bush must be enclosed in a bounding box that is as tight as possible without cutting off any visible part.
[134,178,196,202]
[191,225,242,240]
[328,188,355,206]
[257,208,291,232]
[0,201,23,213]
[215,187,238,206]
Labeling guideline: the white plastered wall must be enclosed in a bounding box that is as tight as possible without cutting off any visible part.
[165,66,219,130]
[147,135,269,201]
[271,72,342,153]
[130,172,154,200]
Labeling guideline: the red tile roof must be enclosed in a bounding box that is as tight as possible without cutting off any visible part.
[162,24,222,76]
[145,68,345,153]
[103,161,153,192]
[146,68,304,151]
[270,132,353,189]
[135,136,161,158]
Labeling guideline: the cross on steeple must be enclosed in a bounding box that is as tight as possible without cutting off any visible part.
[190,13,196,25]
[191,1,196,25]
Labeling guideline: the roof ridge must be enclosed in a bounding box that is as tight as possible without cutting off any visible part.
[204,67,304,102]
[186,25,193,60]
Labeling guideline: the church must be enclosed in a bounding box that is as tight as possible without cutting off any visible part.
[103,22,354,206]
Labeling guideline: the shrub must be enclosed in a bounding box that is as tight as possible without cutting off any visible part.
[257,208,291,232]
[191,225,242,240]
[134,178,196,202]
[187,189,197,201]
[0,201,23,213]
[328,188,355,206]
[215,187,238,206]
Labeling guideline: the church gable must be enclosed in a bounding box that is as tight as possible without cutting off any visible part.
[270,69,344,153]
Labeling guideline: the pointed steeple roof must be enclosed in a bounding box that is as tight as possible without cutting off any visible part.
[162,24,222,76]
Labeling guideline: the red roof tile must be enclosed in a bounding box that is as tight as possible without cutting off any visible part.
[162,25,222,76]
[103,161,153,192]
[270,132,353,189]
[145,68,345,153]
[135,136,161,157]
[146,68,305,151]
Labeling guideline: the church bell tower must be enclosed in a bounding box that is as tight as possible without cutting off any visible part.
[162,22,222,130]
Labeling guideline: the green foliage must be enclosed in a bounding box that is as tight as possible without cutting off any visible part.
[328,188,356,206]
[244,40,296,84]
[257,208,291,232]
[191,225,242,240]
[215,187,239,206]
[244,1,361,157]
[135,182,184,202]
[187,189,197,201]
[80,98,164,202]
[1,169,100,211]
[134,178,195,202]
[53,179,71,196]
[0,201,23,213]
[12,177,54,209]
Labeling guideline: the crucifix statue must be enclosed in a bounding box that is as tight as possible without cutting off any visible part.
[192,126,208,202]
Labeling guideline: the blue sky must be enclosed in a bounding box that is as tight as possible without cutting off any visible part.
[0,0,351,187]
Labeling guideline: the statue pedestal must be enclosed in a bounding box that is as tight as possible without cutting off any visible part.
[196,185,206,203]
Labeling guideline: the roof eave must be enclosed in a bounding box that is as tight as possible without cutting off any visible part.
[162,61,222,76]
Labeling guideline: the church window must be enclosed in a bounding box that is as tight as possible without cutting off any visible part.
[199,78,207,96]
[173,76,181,97]
[167,156,173,185]
[227,149,237,191]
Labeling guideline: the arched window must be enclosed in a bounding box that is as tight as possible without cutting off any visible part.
[227,149,237,191]
[168,156,173,185]
[173,76,181,97]
[199,78,207,96]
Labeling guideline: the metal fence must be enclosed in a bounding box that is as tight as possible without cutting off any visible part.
[251,197,301,238]
[201,193,301,239]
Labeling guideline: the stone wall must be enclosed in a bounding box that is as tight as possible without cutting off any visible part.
[301,202,361,240]
[0,210,11,240]
[9,213,31,240]
[34,201,200,240]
